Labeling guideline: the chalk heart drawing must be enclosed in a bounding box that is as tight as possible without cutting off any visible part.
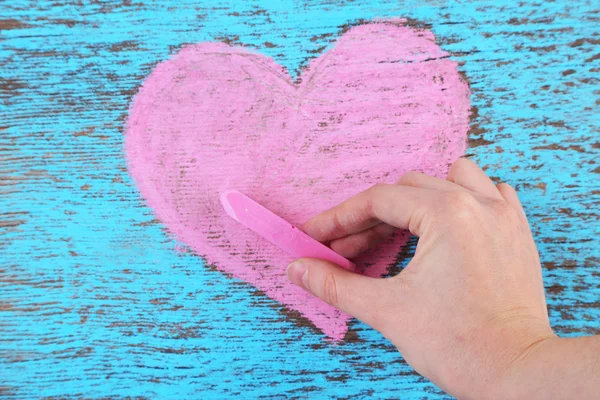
[125,19,471,340]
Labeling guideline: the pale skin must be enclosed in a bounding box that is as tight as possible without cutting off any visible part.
[287,158,600,399]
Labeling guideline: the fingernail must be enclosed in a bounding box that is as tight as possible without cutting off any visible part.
[287,262,308,289]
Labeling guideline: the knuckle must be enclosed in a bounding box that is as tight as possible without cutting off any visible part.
[398,171,421,186]
[501,185,522,205]
[448,158,468,175]
[451,157,471,169]
[370,182,389,193]
[489,200,520,221]
[330,212,347,238]
[442,191,480,223]
[322,273,340,308]
[445,190,477,210]
[365,182,389,213]
[497,182,514,195]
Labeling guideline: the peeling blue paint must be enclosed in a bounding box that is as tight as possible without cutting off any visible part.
[1,0,599,398]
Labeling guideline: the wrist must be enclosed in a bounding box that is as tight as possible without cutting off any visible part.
[443,321,557,400]
[488,335,560,400]
[486,334,600,400]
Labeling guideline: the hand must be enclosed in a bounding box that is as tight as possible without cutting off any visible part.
[287,158,599,399]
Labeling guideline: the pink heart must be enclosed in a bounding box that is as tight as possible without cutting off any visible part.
[125,19,470,340]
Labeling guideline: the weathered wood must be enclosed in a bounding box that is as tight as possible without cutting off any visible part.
[1,0,598,398]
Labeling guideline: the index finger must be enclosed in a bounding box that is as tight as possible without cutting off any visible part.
[303,184,437,242]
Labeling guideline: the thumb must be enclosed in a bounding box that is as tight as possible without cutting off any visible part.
[287,258,393,332]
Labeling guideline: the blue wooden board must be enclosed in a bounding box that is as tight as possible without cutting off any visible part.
[1,0,599,398]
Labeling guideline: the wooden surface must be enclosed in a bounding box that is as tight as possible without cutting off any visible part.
[1,0,599,398]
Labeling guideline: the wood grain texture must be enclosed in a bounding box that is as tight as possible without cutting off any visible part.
[1,0,599,398]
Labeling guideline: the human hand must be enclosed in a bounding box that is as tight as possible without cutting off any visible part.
[287,158,557,398]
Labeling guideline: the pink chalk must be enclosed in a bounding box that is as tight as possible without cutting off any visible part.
[221,190,355,271]
[124,20,471,340]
